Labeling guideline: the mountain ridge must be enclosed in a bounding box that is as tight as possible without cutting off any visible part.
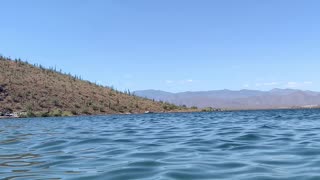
[134,89,320,110]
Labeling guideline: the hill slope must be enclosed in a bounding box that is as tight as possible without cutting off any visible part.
[134,89,320,110]
[0,56,187,117]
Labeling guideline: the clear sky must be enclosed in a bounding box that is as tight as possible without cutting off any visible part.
[1,0,319,92]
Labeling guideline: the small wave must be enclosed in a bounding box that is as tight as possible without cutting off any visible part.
[1,110,320,179]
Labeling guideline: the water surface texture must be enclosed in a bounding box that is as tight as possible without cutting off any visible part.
[1,110,320,180]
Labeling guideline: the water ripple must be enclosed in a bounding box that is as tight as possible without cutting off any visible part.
[1,109,320,179]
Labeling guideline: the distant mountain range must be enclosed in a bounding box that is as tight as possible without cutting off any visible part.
[134,89,320,110]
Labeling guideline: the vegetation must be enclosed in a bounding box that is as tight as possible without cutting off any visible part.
[0,56,193,117]
[191,106,198,110]
[201,107,223,112]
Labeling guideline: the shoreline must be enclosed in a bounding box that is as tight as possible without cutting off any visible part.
[0,109,201,120]
[1,107,320,120]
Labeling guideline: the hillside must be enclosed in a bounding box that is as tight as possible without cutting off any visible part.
[0,56,189,117]
[135,89,320,110]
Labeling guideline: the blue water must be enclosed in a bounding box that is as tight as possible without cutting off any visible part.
[1,110,320,180]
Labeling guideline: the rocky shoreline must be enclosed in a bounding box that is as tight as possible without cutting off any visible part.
[0,112,20,119]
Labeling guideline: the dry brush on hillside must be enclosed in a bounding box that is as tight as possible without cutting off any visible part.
[0,56,189,117]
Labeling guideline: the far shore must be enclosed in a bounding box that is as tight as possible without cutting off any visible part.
[1,107,320,120]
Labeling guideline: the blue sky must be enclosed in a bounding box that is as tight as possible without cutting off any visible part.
[1,0,319,92]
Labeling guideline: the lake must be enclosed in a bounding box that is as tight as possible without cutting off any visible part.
[1,110,320,180]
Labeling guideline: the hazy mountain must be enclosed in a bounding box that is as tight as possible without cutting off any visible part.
[134,89,320,109]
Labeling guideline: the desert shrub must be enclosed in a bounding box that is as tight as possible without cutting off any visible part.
[37,111,49,117]
[71,109,78,115]
[74,104,81,108]
[49,109,62,117]
[163,103,178,111]
[52,99,60,107]
[201,107,214,112]
[26,110,36,117]
[62,111,73,117]
[81,108,90,114]
[99,107,106,112]
[92,105,99,111]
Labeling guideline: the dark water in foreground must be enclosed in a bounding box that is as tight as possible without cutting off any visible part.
[1,110,320,180]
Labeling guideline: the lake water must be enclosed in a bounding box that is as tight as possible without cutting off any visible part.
[1,110,320,180]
